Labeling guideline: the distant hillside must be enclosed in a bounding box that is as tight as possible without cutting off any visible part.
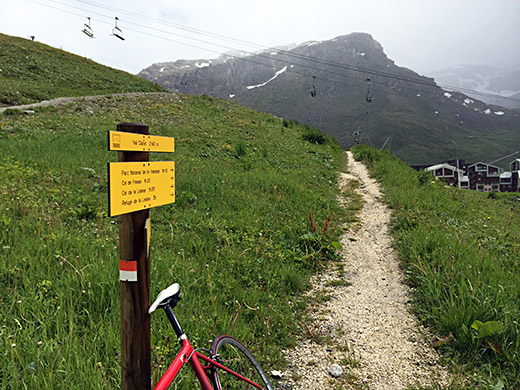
[429,65,520,109]
[0,33,165,106]
[139,33,520,166]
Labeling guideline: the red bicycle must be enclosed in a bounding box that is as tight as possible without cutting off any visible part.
[149,283,274,390]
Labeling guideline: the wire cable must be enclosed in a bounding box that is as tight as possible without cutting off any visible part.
[22,0,520,105]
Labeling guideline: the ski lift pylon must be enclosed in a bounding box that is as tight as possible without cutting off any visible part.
[82,17,94,38]
[111,17,125,41]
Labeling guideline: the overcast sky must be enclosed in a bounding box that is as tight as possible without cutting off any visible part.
[1,0,519,75]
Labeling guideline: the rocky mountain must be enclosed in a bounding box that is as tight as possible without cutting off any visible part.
[428,65,520,109]
[138,33,520,165]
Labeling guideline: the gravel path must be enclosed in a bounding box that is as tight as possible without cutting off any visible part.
[277,151,449,389]
[0,92,174,113]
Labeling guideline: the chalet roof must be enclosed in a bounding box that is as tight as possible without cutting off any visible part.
[468,161,504,174]
[511,159,520,168]
[469,161,490,168]
[426,163,464,175]
[469,161,502,170]
[426,163,456,171]
[500,172,512,179]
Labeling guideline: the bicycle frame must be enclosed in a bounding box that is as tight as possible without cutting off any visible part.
[153,336,264,390]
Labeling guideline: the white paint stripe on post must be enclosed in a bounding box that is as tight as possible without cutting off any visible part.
[120,270,138,282]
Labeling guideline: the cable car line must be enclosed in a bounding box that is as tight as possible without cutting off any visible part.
[70,1,520,104]
[24,0,520,105]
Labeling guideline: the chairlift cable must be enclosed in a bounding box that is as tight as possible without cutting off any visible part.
[34,0,520,103]
[25,0,520,104]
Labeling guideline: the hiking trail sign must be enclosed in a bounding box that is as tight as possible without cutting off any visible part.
[108,161,175,216]
[107,123,175,390]
[108,130,174,153]
[107,129,175,217]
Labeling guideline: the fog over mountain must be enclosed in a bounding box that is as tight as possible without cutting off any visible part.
[428,65,520,109]
[2,0,519,75]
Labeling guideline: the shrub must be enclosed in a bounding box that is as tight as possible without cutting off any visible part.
[302,127,325,145]
[2,108,22,116]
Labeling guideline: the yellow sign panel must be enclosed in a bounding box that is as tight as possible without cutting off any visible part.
[108,161,175,216]
[108,131,174,153]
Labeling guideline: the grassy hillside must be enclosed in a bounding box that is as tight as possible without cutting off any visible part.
[0,33,165,107]
[352,145,520,389]
[0,93,345,389]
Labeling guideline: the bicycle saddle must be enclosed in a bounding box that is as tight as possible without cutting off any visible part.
[149,283,181,313]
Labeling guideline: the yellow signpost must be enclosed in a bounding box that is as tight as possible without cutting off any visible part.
[108,161,175,217]
[107,123,175,390]
[108,130,175,153]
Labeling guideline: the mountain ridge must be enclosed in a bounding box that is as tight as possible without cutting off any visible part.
[138,33,520,166]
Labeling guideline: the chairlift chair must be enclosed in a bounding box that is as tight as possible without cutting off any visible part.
[310,75,317,97]
[365,77,373,102]
[111,17,125,40]
[82,17,94,38]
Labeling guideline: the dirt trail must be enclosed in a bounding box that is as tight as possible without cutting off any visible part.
[0,92,172,113]
[279,151,448,389]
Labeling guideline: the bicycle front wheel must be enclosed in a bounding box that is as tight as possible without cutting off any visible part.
[210,335,273,390]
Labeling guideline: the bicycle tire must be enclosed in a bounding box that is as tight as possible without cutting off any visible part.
[210,335,273,390]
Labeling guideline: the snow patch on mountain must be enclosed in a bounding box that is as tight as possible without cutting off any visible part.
[247,66,288,90]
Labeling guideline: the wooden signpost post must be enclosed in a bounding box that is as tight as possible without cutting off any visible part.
[108,123,175,390]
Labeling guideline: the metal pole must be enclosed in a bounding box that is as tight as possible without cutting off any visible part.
[117,122,151,390]
[451,140,461,189]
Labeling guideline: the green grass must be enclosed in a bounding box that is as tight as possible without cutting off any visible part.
[352,145,520,389]
[0,33,165,106]
[0,93,346,389]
